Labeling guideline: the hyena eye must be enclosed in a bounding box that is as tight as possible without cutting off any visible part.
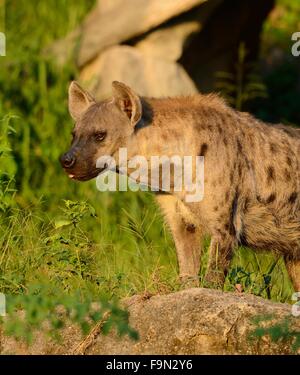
[94,131,107,142]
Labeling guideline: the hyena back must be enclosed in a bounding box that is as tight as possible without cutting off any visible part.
[60,81,300,292]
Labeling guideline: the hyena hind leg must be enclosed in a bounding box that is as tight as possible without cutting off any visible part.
[285,257,300,292]
[204,234,235,289]
[156,194,202,288]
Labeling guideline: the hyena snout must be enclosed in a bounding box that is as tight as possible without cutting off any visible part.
[60,151,76,169]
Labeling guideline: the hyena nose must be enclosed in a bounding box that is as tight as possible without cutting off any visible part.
[60,152,76,169]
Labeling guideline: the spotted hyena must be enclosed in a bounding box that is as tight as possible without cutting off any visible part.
[60,81,300,292]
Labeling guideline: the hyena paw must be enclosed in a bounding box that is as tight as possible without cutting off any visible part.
[203,270,225,289]
[180,275,199,289]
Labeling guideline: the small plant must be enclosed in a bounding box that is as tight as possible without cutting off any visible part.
[45,199,97,247]
[58,200,97,228]
[250,315,300,353]
[215,42,268,111]
[227,257,280,299]
[1,284,138,344]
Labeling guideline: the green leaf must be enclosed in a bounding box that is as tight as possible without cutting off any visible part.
[54,219,72,229]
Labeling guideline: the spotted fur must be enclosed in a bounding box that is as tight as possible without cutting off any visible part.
[62,81,300,292]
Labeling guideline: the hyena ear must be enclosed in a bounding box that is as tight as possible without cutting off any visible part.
[112,81,142,126]
[68,81,95,121]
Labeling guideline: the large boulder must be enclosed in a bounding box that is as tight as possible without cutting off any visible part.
[134,0,222,62]
[1,288,299,354]
[79,45,198,99]
[47,0,207,67]
[135,21,201,62]
[46,0,275,94]
[85,288,299,355]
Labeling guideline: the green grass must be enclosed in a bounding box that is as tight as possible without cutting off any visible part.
[262,0,300,52]
[256,0,300,125]
[0,0,297,343]
[0,196,180,299]
[0,197,294,303]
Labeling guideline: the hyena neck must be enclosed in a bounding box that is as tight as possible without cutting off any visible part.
[118,92,248,175]
[125,96,196,160]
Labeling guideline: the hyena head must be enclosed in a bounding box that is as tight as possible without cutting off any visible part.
[60,80,142,181]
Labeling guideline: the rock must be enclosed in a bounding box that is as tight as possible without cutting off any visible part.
[135,21,201,62]
[48,0,207,67]
[46,0,275,95]
[79,45,198,99]
[1,288,299,354]
[86,288,299,355]
[134,0,222,62]
[97,0,123,14]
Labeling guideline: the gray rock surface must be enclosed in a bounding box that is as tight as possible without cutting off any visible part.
[1,288,299,354]
[47,0,207,67]
[79,45,198,99]
[134,0,222,62]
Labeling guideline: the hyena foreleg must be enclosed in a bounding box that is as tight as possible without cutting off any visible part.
[156,194,202,287]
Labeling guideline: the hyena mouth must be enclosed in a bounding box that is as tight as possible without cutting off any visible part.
[69,164,108,181]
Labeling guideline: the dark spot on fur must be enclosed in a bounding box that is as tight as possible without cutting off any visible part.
[267,166,275,182]
[288,192,298,204]
[244,197,250,211]
[223,136,228,146]
[217,213,225,223]
[237,139,243,153]
[286,156,292,166]
[238,163,242,176]
[266,193,276,204]
[270,143,278,154]
[213,206,219,212]
[217,124,223,134]
[199,143,208,156]
[186,223,196,233]
[284,169,291,181]
[224,223,229,231]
